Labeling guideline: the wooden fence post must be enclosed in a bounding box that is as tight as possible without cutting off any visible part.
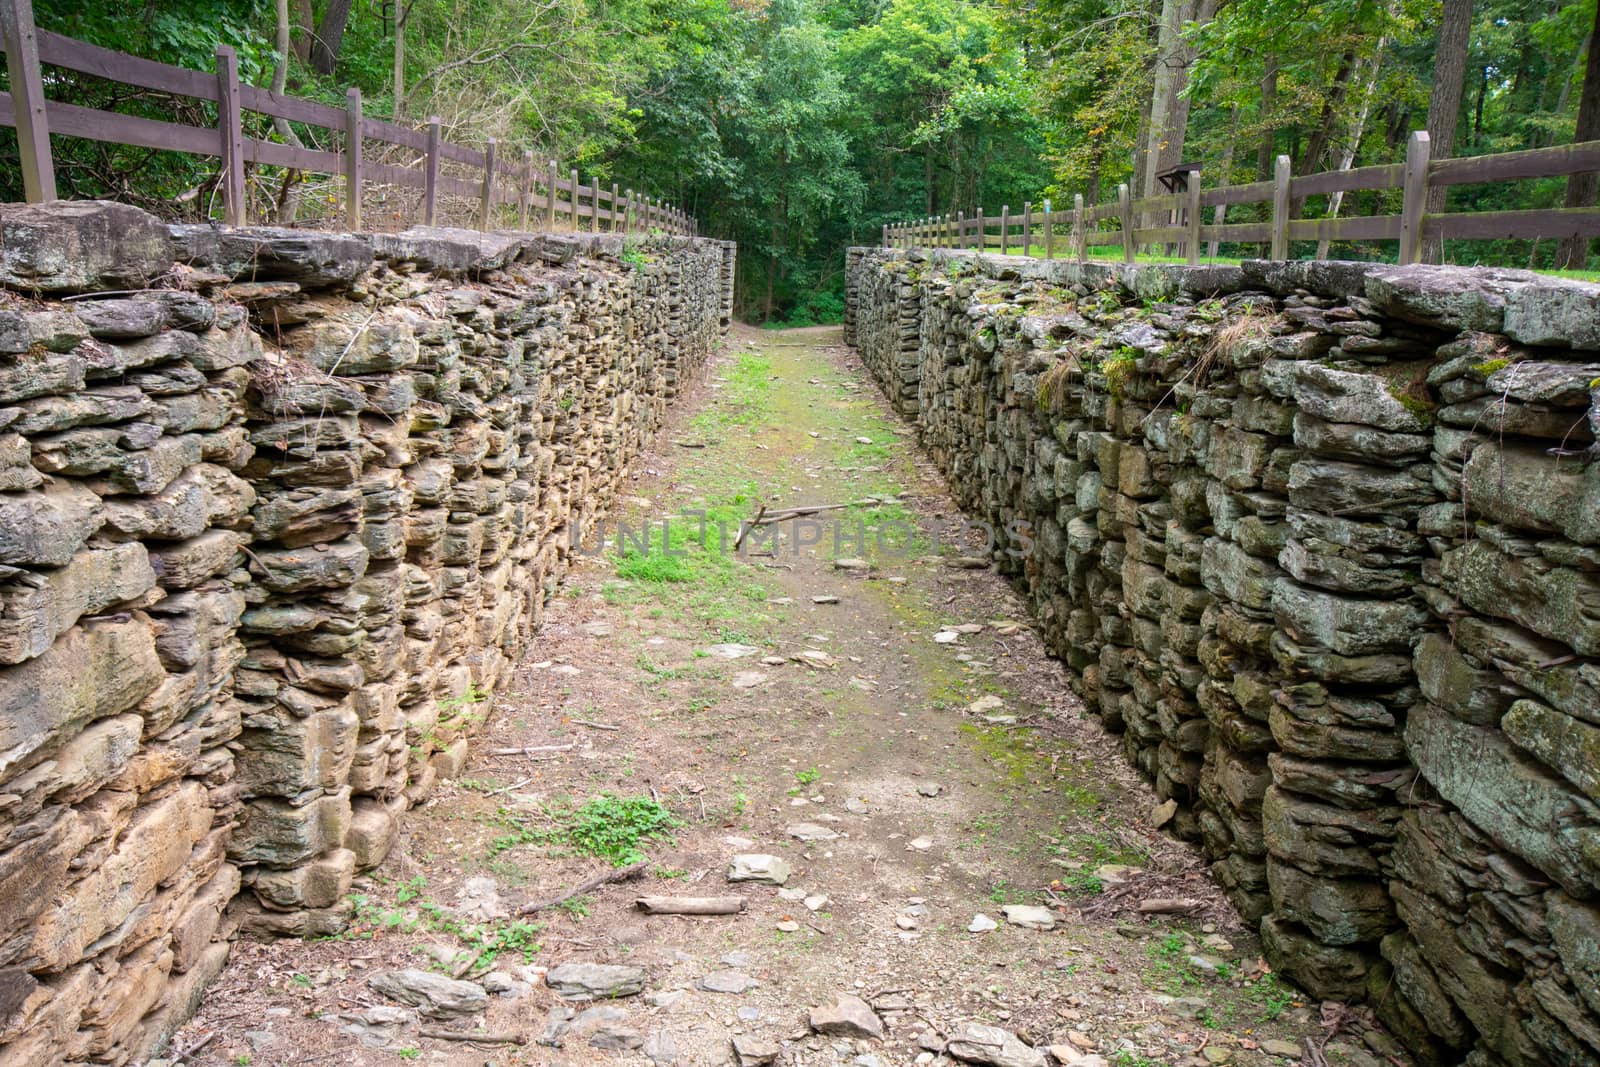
[1270,154,1292,260]
[479,138,496,231]
[955,211,964,250]
[569,168,579,231]
[215,45,246,226]
[1074,193,1086,263]
[423,117,441,226]
[345,87,363,231]
[624,189,634,233]
[517,150,532,231]
[1399,130,1432,266]
[547,160,559,229]
[1000,206,1009,255]
[611,183,619,232]
[0,0,55,202]
[1185,167,1202,265]
[1043,200,1053,260]
[1022,201,1032,257]
[591,176,600,233]
[1118,184,1133,264]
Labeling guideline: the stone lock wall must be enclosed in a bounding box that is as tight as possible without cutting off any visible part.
[847,247,1600,1067]
[0,201,733,1066]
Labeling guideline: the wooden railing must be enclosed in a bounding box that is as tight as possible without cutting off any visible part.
[0,0,695,235]
[884,131,1600,267]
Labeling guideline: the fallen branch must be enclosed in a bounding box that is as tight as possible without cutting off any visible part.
[749,497,896,525]
[485,776,534,797]
[1137,897,1203,915]
[419,1028,526,1045]
[492,743,576,756]
[733,504,767,551]
[519,862,649,915]
[635,895,746,915]
[172,1031,218,1061]
[569,718,620,732]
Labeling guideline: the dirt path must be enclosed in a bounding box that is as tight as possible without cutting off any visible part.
[179,326,1360,1067]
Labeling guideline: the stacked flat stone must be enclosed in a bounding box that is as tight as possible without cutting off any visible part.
[847,247,1600,1067]
[0,201,732,1066]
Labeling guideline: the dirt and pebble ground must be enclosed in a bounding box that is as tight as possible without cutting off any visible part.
[168,326,1407,1067]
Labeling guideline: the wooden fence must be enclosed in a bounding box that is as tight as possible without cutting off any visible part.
[884,131,1600,267]
[0,0,694,236]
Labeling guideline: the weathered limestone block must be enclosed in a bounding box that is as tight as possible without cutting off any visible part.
[1294,363,1433,432]
[1268,857,1396,945]
[25,781,211,972]
[1501,699,1600,801]
[0,619,163,781]
[0,483,103,567]
[249,848,356,909]
[1460,441,1600,546]
[0,201,172,293]
[167,225,373,287]
[1406,703,1600,897]
[1262,785,1396,877]
[230,788,353,868]
[1272,580,1428,657]
[1440,539,1600,657]
[0,544,155,665]
[235,703,359,797]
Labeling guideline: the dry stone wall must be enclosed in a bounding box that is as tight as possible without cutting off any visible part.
[0,200,732,1066]
[847,246,1600,1067]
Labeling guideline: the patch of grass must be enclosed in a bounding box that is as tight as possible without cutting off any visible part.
[553,793,683,866]
[1247,972,1302,1021]
[340,880,544,972]
[691,352,775,436]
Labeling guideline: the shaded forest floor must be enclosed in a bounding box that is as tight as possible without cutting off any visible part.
[173,327,1403,1067]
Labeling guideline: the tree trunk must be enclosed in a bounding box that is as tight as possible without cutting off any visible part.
[393,4,406,119]
[1556,1,1600,269]
[293,0,314,62]
[1421,0,1474,263]
[310,0,356,76]
[270,0,305,224]
[1317,47,1385,259]
[1155,0,1220,179]
[1141,0,1188,201]
[1256,57,1279,180]
[1209,107,1239,258]
[1299,51,1356,176]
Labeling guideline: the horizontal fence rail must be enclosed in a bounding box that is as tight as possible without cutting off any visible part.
[884,130,1600,267]
[0,0,695,235]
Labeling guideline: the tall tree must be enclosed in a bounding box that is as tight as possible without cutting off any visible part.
[310,0,354,75]
[1421,0,1473,261]
[1556,0,1600,268]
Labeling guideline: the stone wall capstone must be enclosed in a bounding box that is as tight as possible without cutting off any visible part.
[847,246,1600,1067]
[0,201,733,1066]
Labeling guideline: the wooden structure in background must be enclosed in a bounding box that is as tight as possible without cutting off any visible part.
[0,0,697,235]
[887,130,1600,266]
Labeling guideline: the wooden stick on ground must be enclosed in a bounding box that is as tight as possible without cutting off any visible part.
[733,504,766,551]
[492,742,576,756]
[1137,897,1203,915]
[569,718,620,732]
[635,895,746,915]
[519,862,649,915]
[418,1028,526,1045]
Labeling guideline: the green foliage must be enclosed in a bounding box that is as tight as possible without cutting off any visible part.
[558,794,683,865]
[492,793,683,866]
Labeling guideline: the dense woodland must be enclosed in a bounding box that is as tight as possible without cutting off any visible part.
[12,0,1600,321]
